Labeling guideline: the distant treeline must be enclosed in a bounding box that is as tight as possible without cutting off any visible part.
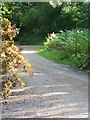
[2,2,89,44]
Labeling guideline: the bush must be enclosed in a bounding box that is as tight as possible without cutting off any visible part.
[0,18,33,98]
[44,29,88,69]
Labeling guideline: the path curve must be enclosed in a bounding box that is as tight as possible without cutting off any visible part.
[1,45,88,118]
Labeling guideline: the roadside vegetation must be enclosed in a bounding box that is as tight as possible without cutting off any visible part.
[1,2,89,71]
[2,2,89,45]
[0,19,33,98]
[37,29,88,70]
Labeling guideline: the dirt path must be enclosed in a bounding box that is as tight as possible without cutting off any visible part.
[1,46,88,118]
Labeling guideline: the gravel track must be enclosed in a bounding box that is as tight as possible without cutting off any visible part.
[0,45,88,118]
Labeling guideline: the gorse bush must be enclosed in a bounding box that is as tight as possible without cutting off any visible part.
[44,29,88,69]
[0,18,33,98]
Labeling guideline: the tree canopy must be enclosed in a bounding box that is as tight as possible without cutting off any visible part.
[2,2,89,44]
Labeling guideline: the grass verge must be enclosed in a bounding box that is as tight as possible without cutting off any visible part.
[37,48,89,72]
[37,49,73,66]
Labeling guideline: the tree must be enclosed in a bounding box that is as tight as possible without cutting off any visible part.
[2,2,88,44]
[0,18,33,98]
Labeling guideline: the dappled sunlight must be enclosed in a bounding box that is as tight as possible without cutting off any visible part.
[21,50,36,54]
[2,79,88,118]
[2,91,68,103]
[11,87,30,92]
[1,58,88,118]
[41,92,68,97]
[2,95,88,118]
[18,72,41,76]
[40,84,70,88]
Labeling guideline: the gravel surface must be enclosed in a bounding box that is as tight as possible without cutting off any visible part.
[0,45,88,118]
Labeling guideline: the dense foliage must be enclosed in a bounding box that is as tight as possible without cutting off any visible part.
[1,2,89,71]
[2,2,89,45]
[0,18,33,98]
[43,29,88,69]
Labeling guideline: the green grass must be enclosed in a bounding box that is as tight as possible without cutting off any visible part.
[37,48,89,71]
[37,49,73,66]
